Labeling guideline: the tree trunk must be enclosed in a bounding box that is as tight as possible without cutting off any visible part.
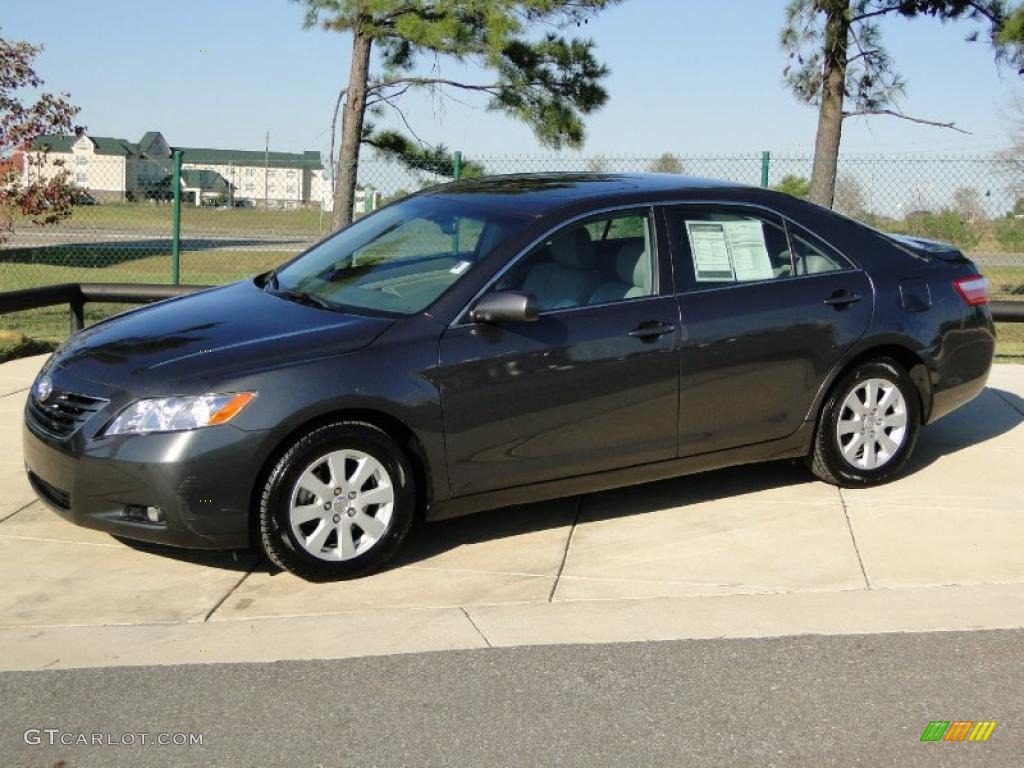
[332,29,373,230]
[808,1,850,208]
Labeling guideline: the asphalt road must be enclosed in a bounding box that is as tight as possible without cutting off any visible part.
[1,628,1020,768]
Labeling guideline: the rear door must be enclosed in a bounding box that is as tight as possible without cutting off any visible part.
[436,208,681,496]
[663,204,872,456]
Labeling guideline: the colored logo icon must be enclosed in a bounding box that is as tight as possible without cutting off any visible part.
[920,721,997,742]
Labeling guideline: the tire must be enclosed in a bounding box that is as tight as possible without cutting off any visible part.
[259,421,416,581]
[808,358,921,488]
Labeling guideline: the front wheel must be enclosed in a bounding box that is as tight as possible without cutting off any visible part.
[259,421,416,580]
[808,358,921,487]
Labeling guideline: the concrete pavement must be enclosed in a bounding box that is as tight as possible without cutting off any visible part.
[1,354,1023,671]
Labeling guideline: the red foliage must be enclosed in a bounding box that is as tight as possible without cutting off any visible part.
[0,36,82,242]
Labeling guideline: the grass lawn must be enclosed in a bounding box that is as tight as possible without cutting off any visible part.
[15,203,329,236]
[996,322,1024,363]
[0,329,56,364]
[1,248,295,291]
[985,266,1024,300]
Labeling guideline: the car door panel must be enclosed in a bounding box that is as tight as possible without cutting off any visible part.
[437,298,681,496]
[676,273,872,455]
[664,205,873,457]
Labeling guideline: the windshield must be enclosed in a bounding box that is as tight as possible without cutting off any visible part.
[271,196,525,315]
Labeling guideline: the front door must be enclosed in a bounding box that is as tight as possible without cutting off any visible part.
[664,204,873,456]
[436,209,681,496]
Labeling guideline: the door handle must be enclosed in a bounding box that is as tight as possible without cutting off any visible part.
[823,290,862,308]
[628,321,676,340]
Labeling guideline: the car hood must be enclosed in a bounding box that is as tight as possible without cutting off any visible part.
[50,280,393,394]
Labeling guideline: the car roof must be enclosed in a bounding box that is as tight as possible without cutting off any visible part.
[422,173,753,217]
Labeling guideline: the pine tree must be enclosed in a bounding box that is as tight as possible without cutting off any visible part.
[299,0,620,228]
[781,0,1024,207]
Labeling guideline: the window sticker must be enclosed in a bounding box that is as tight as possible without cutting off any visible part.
[449,260,472,275]
[685,219,774,283]
[722,220,773,282]
[685,221,734,282]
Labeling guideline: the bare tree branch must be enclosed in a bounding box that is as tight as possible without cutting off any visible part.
[842,108,971,133]
[365,83,413,107]
[850,3,904,24]
[369,76,504,95]
[376,92,430,147]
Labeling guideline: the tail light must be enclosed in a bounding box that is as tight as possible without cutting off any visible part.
[953,275,989,306]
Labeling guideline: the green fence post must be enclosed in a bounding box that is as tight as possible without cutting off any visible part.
[760,150,770,188]
[171,149,182,285]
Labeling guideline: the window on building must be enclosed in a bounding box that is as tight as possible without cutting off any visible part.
[75,156,88,167]
[246,168,254,177]
[75,172,88,184]
[287,169,297,179]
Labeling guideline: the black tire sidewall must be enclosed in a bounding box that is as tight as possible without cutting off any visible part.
[261,423,415,580]
[819,359,921,487]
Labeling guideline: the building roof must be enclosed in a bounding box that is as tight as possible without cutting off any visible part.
[179,147,322,170]
[31,134,137,156]
[30,131,322,172]
[137,131,164,155]
[181,169,227,190]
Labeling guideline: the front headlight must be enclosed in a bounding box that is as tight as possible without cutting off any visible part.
[103,392,256,436]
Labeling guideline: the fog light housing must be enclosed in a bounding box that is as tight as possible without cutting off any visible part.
[122,505,164,524]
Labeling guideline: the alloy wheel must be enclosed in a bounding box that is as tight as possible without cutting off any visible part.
[288,449,395,562]
[835,377,908,471]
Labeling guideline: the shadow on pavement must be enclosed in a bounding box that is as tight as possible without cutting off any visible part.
[111,536,270,574]
[900,387,1023,474]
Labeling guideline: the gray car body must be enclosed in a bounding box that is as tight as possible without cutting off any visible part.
[22,175,995,549]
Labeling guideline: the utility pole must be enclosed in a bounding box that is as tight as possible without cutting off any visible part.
[264,130,269,208]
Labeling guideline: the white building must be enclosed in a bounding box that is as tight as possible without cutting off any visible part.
[26,130,324,207]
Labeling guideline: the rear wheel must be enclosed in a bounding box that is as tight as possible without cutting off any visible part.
[259,421,415,580]
[808,358,921,487]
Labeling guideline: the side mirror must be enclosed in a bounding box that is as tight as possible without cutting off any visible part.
[470,291,539,324]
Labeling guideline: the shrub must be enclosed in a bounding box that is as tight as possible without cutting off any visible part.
[889,209,981,250]
[993,217,1024,252]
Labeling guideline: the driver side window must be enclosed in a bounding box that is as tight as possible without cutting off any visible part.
[496,212,655,312]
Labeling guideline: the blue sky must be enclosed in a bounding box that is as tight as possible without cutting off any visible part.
[6,0,1022,160]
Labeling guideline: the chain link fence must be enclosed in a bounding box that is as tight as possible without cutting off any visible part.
[3,151,1023,352]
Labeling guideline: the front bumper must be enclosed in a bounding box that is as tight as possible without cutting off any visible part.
[22,414,269,550]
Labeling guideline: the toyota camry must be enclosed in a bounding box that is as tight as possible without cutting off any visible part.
[23,174,995,580]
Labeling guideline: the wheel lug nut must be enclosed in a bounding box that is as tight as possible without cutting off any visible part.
[334,488,342,495]
[348,491,357,500]
[323,502,331,510]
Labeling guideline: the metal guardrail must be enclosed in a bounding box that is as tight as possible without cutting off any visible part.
[0,284,1020,341]
[992,300,1024,322]
[0,283,210,335]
